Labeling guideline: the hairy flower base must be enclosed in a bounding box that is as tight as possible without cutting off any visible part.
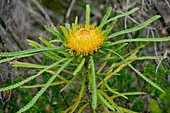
[66,25,104,56]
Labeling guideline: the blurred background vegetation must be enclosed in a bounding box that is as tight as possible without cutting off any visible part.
[0,0,170,112]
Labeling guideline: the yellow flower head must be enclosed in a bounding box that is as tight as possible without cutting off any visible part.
[66,25,105,56]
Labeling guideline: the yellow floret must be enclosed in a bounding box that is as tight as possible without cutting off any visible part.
[66,25,104,56]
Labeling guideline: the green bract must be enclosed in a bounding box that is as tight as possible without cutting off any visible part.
[0,4,170,113]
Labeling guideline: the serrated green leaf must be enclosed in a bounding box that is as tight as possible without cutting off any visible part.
[111,92,146,99]
[27,39,62,60]
[0,46,65,57]
[0,58,66,92]
[12,61,47,69]
[86,4,90,26]
[39,36,54,47]
[90,56,97,109]
[107,37,170,47]
[16,58,72,113]
[98,7,112,30]
[60,26,69,38]
[98,90,121,112]
[0,54,34,64]
[60,58,86,92]
[104,19,117,36]
[73,58,86,75]
[44,26,65,42]
[112,50,165,93]
[21,81,66,88]
[107,8,139,23]
[97,91,115,111]
[104,82,128,99]
[108,15,161,39]
[70,75,86,113]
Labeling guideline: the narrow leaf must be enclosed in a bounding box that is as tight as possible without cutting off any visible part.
[65,23,71,30]
[17,58,72,113]
[0,46,65,57]
[111,92,146,99]
[97,53,111,74]
[78,103,89,113]
[12,61,47,69]
[104,82,128,99]
[104,19,117,36]
[74,16,78,25]
[26,39,41,48]
[97,91,115,111]
[107,8,139,23]
[107,36,170,47]
[98,7,112,29]
[60,76,77,93]
[39,36,54,47]
[118,107,138,113]
[60,26,69,38]
[0,59,66,92]
[112,51,164,93]
[86,4,90,26]
[70,75,86,113]
[44,26,65,42]
[73,58,86,76]
[27,39,62,60]
[21,81,66,88]
[108,15,161,39]
[129,64,164,92]
[0,54,34,64]
[98,90,121,112]
[60,58,85,92]
[90,56,97,109]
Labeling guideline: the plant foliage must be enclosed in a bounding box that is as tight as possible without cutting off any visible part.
[0,4,170,113]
